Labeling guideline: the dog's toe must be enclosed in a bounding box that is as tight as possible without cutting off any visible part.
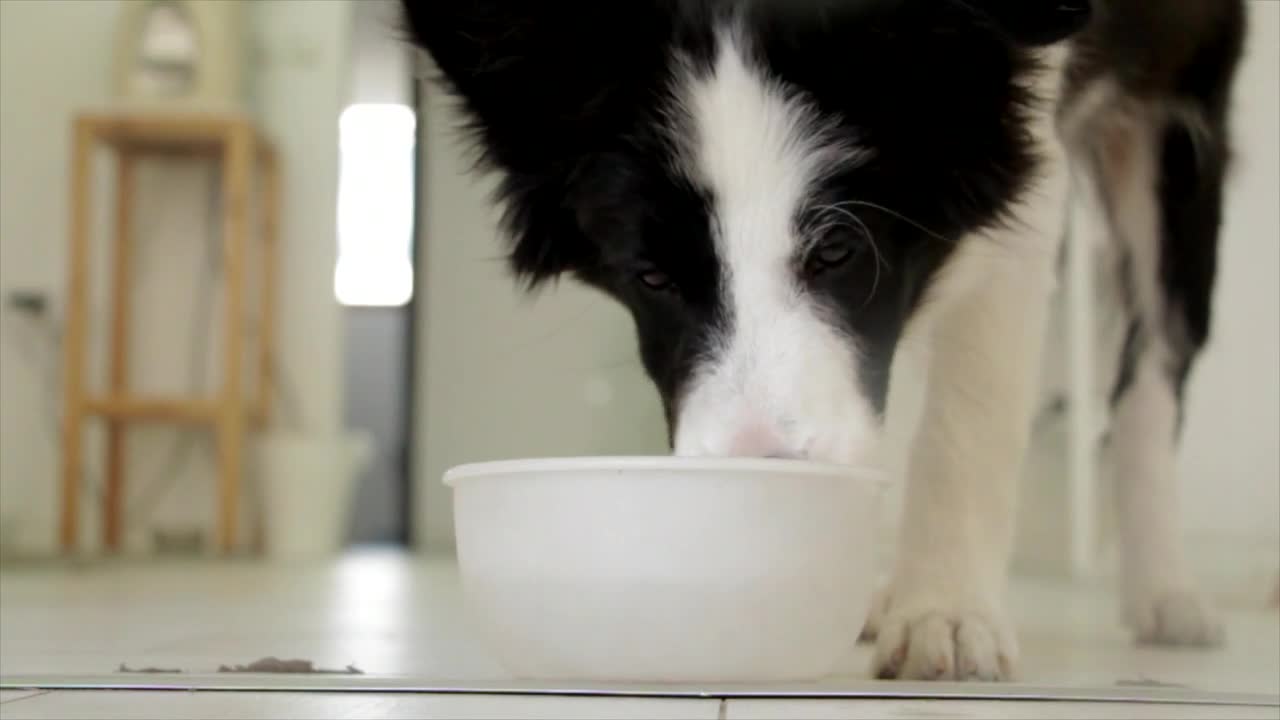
[872,609,1014,681]
[1128,590,1225,648]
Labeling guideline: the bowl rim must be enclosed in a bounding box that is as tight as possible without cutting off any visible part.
[442,455,890,487]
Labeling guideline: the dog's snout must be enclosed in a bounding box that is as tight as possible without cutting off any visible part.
[724,421,798,459]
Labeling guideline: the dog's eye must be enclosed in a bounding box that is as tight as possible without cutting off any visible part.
[638,268,676,292]
[805,238,857,276]
[817,242,853,266]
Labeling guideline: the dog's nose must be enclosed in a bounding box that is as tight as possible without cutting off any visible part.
[725,421,796,459]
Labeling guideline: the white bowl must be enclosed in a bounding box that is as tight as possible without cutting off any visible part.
[444,456,887,683]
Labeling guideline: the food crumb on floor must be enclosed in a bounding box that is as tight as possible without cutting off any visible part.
[216,657,363,675]
[115,657,363,675]
[116,663,182,674]
[1116,677,1187,688]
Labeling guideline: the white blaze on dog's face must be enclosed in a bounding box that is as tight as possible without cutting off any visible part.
[668,35,879,462]
[404,1,1050,465]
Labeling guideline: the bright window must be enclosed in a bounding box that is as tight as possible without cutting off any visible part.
[334,103,416,307]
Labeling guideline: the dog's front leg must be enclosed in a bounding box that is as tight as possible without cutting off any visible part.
[872,249,1054,681]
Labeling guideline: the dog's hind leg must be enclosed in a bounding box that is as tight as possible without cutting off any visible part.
[1056,0,1247,649]
[1058,12,1242,642]
[1093,101,1227,647]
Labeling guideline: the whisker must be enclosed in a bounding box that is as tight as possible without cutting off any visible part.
[846,198,1012,250]
[805,203,885,309]
[834,199,955,246]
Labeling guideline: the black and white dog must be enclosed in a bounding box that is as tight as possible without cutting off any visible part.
[402,0,1247,680]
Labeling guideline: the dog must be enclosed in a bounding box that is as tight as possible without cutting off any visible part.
[401,0,1247,680]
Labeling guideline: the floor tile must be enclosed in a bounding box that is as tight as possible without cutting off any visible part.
[0,691,722,720]
[725,699,1279,720]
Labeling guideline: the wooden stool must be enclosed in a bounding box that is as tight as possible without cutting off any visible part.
[61,112,278,555]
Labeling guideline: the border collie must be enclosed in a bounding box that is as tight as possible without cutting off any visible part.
[401,0,1247,680]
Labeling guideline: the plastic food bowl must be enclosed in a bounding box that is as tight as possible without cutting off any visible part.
[444,456,888,683]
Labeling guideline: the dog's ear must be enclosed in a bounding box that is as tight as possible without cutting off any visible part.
[752,0,1080,239]
[401,1,659,170]
[756,0,1090,47]
[400,1,665,286]
[958,0,1092,47]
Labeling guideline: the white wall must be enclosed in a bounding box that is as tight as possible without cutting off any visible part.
[0,0,120,555]
[1177,0,1279,553]
[343,0,414,544]
[0,0,352,556]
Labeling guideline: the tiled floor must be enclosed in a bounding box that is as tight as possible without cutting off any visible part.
[2,691,1277,720]
[0,551,1276,719]
[0,690,723,720]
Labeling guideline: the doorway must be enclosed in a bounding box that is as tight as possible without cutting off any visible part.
[339,0,418,546]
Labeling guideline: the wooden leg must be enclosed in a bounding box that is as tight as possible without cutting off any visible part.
[104,151,137,552]
[60,119,95,554]
[250,145,279,557]
[217,124,253,554]
[256,146,279,425]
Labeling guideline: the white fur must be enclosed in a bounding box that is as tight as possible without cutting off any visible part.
[670,31,878,463]
[873,239,1057,679]
[1111,341,1223,644]
[869,47,1070,680]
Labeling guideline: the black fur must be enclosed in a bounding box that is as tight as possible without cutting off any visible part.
[401,0,1083,419]
[1110,317,1143,407]
[1153,0,1247,403]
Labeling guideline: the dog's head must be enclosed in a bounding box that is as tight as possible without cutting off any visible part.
[403,0,1087,463]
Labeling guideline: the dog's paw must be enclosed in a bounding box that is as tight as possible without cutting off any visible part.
[872,607,1017,681]
[857,585,891,644]
[1126,590,1224,648]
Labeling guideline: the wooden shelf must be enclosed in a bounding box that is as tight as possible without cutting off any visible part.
[83,396,219,424]
[61,110,279,556]
[81,396,267,427]
[77,112,275,157]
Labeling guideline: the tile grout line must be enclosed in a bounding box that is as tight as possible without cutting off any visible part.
[0,689,51,706]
